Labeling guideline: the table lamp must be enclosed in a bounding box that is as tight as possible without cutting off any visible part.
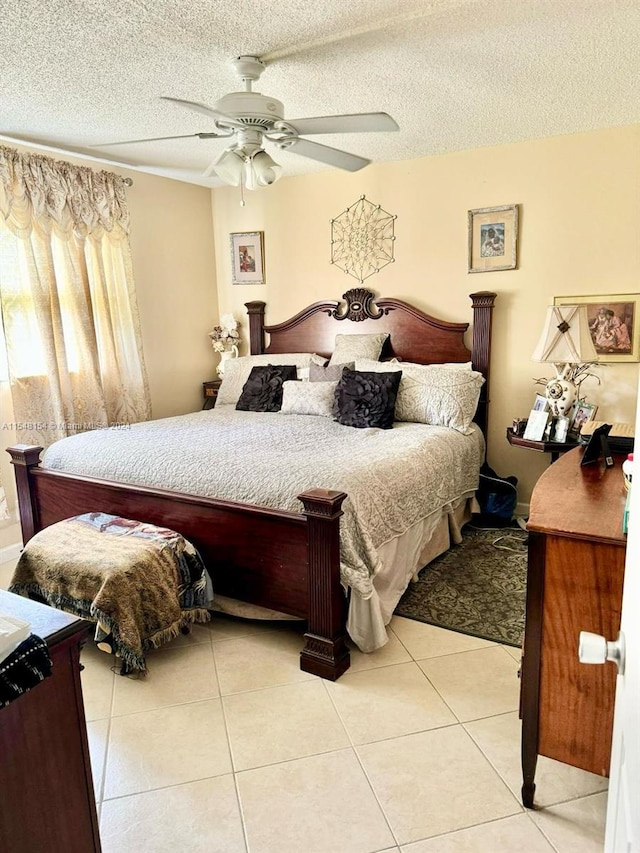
[532,304,598,417]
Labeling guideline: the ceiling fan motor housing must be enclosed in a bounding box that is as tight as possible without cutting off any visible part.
[214,92,285,127]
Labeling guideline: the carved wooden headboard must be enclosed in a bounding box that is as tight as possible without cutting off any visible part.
[245,288,496,435]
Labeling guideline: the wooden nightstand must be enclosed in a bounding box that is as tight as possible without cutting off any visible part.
[202,379,221,410]
[506,428,579,463]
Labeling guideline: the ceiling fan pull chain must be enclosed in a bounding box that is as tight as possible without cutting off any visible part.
[239,182,246,207]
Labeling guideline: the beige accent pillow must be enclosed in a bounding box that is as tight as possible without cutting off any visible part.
[217,354,314,406]
[328,332,389,366]
[309,360,355,382]
[355,358,484,434]
[280,380,338,417]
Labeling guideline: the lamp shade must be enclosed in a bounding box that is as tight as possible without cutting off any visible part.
[213,144,283,191]
[532,305,598,363]
[246,150,282,189]
[212,147,245,186]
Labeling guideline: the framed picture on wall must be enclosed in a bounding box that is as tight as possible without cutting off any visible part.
[230,231,265,285]
[468,204,519,273]
[554,294,640,362]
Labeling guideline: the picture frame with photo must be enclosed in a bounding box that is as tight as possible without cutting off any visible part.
[554,294,640,363]
[571,402,598,434]
[532,393,549,413]
[230,231,265,285]
[468,204,519,273]
[523,409,549,441]
[552,416,570,444]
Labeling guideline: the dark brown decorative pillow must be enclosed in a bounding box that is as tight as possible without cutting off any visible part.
[235,365,298,412]
[309,360,355,382]
[333,368,402,430]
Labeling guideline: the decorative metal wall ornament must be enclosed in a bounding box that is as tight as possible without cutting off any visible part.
[330,195,396,284]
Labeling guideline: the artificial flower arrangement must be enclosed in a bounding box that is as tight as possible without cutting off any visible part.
[208,313,241,353]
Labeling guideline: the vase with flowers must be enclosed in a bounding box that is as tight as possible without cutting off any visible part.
[208,313,241,378]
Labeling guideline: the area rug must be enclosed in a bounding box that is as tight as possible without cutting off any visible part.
[394,525,527,647]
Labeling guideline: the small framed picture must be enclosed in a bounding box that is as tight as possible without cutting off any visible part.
[571,402,598,434]
[230,231,265,285]
[523,409,549,441]
[532,394,549,413]
[552,416,570,443]
[468,204,519,273]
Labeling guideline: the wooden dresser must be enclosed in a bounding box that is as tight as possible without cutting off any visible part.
[0,591,101,852]
[520,447,626,808]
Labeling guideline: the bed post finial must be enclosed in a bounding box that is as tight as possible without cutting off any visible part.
[470,292,496,437]
[7,444,43,544]
[245,301,266,354]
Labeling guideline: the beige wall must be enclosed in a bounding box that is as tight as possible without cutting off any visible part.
[212,124,640,502]
[0,145,219,544]
[126,172,219,418]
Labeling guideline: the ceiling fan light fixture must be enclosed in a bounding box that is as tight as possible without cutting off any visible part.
[212,146,245,186]
[245,149,282,189]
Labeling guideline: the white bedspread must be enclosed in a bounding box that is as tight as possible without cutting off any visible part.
[43,407,485,646]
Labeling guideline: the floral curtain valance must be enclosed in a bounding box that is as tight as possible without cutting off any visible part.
[0,145,130,239]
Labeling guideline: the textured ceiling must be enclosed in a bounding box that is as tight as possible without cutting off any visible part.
[1,0,639,186]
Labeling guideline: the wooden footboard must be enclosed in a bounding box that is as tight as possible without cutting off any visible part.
[7,445,351,681]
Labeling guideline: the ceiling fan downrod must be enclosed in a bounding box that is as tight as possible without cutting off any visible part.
[232,55,266,92]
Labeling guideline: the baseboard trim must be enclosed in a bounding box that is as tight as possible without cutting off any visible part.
[516,502,530,519]
[0,541,22,565]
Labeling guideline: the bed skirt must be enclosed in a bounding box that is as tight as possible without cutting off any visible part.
[211,491,477,653]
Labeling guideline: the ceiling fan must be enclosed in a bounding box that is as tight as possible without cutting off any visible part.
[97,55,399,190]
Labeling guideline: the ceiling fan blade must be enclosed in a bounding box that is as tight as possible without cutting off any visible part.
[161,96,242,128]
[0,132,225,188]
[95,132,220,148]
[286,112,399,135]
[0,133,141,167]
[282,137,370,171]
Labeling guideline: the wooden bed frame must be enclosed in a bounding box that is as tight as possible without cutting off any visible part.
[8,288,496,681]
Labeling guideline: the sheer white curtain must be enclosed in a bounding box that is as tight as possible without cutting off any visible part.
[0,146,151,518]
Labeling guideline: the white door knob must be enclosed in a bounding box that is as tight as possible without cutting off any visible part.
[578,631,626,674]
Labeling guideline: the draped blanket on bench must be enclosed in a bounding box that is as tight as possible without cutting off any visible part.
[9,513,210,673]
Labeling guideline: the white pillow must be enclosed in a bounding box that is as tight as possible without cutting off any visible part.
[442,361,473,370]
[328,332,388,366]
[217,353,314,406]
[391,359,472,370]
[355,358,484,434]
[280,380,338,417]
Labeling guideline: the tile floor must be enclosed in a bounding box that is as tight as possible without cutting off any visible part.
[1,558,608,852]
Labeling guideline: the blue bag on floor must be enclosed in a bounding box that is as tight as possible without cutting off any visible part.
[473,463,518,527]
